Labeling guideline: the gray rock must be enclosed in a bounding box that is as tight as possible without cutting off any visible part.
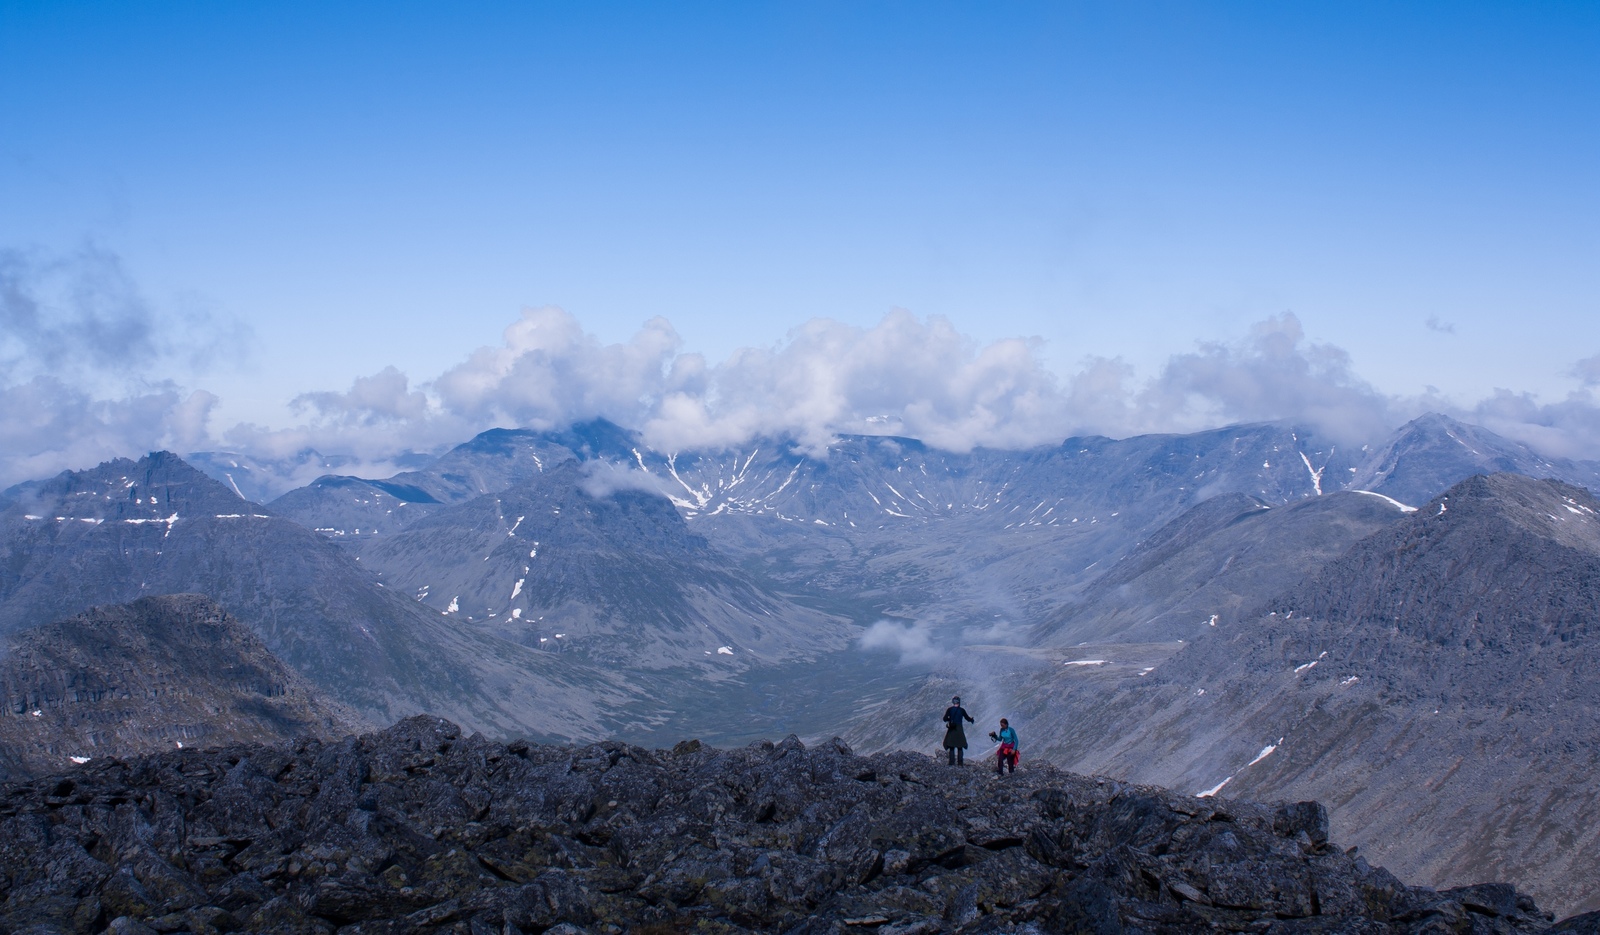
[0,717,1563,933]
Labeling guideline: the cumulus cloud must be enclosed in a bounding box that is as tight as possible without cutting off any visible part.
[1125,313,1398,445]
[0,247,244,489]
[407,307,1402,457]
[0,376,218,489]
[643,310,1069,454]
[1457,387,1600,462]
[433,307,697,430]
[210,366,471,497]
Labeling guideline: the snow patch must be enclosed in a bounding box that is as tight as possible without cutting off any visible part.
[1064,659,1107,667]
[70,756,91,764]
[1352,490,1418,512]
[1247,739,1283,767]
[1298,452,1323,496]
[1197,776,1232,798]
[717,646,734,655]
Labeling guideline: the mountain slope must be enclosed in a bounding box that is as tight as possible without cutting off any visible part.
[357,460,855,669]
[1033,489,1414,647]
[1025,473,1600,916]
[0,594,360,780]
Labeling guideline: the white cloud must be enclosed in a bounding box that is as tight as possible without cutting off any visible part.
[643,310,1070,454]
[0,377,217,489]
[859,619,944,665]
[1125,313,1397,445]
[0,247,248,489]
[8,246,1600,493]
[432,306,694,430]
[577,460,678,500]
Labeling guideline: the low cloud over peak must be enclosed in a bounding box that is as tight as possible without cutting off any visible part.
[0,247,240,489]
[5,252,1600,495]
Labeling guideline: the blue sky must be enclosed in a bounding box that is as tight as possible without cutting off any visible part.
[1,1,1597,485]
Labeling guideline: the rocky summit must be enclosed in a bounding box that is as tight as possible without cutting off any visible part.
[3,717,1592,935]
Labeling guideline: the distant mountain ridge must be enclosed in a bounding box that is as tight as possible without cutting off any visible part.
[260,412,1600,639]
[0,452,665,739]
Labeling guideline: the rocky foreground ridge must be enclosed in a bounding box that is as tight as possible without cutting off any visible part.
[2,717,1593,935]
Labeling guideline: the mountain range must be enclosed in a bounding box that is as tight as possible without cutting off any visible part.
[5,410,1600,913]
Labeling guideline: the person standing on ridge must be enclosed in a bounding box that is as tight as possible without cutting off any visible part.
[942,695,974,765]
[989,718,1019,775]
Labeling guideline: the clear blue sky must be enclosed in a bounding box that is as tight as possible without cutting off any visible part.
[2,0,1597,435]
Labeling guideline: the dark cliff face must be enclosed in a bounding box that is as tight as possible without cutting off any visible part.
[0,595,360,781]
[0,716,1573,935]
[1012,474,1600,917]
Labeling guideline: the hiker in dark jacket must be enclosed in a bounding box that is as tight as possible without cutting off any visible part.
[942,696,974,765]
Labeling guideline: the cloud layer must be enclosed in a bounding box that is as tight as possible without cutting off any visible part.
[6,249,1600,495]
[257,306,1409,464]
[0,247,237,490]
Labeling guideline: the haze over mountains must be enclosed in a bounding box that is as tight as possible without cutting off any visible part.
[4,410,1600,913]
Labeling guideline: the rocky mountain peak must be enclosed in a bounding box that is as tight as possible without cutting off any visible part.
[6,450,255,524]
[1418,473,1600,553]
[1281,472,1600,646]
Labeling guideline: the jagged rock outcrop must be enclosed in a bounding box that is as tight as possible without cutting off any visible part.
[0,716,1575,935]
[0,595,361,782]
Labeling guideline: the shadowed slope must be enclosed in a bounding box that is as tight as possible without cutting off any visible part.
[0,594,360,780]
